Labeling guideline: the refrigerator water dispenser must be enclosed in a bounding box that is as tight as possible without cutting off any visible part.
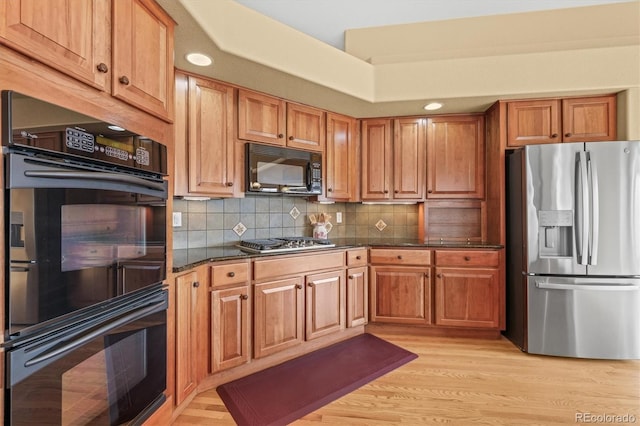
[538,210,573,258]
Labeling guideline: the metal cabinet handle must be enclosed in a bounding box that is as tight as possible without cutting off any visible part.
[397,255,403,259]
[356,255,361,260]
[327,188,333,192]
[228,272,235,277]
[384,189,389,194]
[278,134,284,138]
[565,133,572,138]
[119,75,130,85]
[226,182,233,187]
[551,133,559,138]
[240,294,249,300]
[288,136,294,141]
[394,190,399,193]
[193,281,200,288]
[96,62,109,73]
[295,284,302,289]
[348,275,354,279]
[436,273,442,278]
[427,189,433,193]
[464,256,471,261]
[308,283,314,287]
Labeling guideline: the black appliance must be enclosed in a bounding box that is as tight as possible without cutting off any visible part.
[246,142,322,195]
[238,237,335,254]
[2,90,169,425]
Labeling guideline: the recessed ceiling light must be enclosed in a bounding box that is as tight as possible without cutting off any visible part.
[107,125,126,132]
[186,52,213,67]
[423,102,443,111]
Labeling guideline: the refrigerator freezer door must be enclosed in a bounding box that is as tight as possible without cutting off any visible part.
[524,143,587,275]
[585,141,640,276]
[527,276,640,359]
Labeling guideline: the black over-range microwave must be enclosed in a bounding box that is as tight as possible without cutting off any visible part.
[246,143,322,195]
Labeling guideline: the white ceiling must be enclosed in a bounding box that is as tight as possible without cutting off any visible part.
[234,0,631,51]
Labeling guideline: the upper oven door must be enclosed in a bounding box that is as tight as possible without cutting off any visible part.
[5,153,167,339]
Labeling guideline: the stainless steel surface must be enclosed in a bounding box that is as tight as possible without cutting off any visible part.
[527,276,640,359]
[507,141,640,360]
[585,141,640,276]
[524,143,586,275]
[238,237,335,254]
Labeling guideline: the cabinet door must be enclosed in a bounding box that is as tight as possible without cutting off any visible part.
[237,89,286,145]
[112,0,174,120]
[507,99,561,147]
[325,112,357,201]
[361,119,392,201]
[175,271,202,405]
[186,76,236,196]
[427,115,485,199]
[253,277,304,358]
[0,0,110,90]
[394,118,426,200]
[346,266,368,327]
[286,103,325,152]
[211,285,250,373]
[370,266,432,325]
[434,267,499,328]
[306,270,345,340]
[562,95,617,142]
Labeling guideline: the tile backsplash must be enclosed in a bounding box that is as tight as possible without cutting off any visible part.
[172,195,419,249]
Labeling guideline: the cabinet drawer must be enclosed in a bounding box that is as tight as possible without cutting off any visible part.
[369,248,431,266]
[435,250,499,267]
[253,250,345,281]
[347,249,367,267]
[210,262,250,287]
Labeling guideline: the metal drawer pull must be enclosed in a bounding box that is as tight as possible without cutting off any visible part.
[228,272,235,277]
[464,256,471,261]
[536,282,640,292]
[397,255,403,259]
[356,255,361,260]
[241,294,249,300]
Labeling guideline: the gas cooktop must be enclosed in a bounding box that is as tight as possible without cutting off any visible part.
[238,237,335,254]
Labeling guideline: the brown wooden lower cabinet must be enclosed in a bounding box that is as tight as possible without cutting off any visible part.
[253,277,305,359]
[210,284,250,372]
[305,270,346,340]
[370,265,432,325]
[434,267,500,328]
[346,266,368,327]
[175,267,207,406]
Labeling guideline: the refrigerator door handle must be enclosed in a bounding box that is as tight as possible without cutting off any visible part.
[588,153,599,265]
[575,151,589,265]
[535,281,640,292]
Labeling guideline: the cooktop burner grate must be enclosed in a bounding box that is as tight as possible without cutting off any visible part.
[238,237,335,254]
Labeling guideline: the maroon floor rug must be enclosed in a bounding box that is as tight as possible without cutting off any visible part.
[217,333,417,426]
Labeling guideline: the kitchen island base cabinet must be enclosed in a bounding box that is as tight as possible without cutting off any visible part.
[253,277,305,359]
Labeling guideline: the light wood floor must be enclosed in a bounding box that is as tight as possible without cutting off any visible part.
[174,330,640,425]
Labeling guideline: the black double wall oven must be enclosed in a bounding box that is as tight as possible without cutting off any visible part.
[1,91,169,425]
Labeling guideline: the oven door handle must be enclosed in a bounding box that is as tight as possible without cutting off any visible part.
[23,299,165,368]
[23,170,167,193]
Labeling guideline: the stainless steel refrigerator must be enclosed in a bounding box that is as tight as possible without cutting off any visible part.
[505,141,640,360]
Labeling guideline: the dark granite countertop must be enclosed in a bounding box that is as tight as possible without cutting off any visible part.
[173,238,503,272]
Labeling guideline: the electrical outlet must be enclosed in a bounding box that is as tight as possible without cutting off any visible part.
[172,212,182,227]
[336,212,343,223]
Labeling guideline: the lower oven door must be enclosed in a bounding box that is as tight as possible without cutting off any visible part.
[5,288,168,426]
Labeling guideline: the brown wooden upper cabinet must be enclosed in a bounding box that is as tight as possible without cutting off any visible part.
[324,112,358,201]
[237,89,325,152]
[426,114,485,199]
[361,118,426,201]
[174,73,237,197]
[506,95,616,147]
[0,0,175,121]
